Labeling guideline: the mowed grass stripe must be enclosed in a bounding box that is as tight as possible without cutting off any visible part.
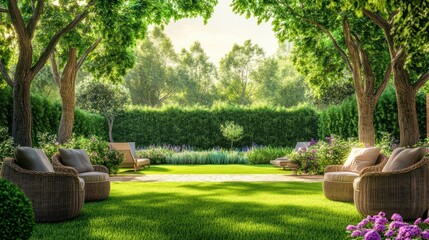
[32,182,359,240]
[118,164,292,174]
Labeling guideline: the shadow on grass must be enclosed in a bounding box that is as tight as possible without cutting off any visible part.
[32,182,359,240]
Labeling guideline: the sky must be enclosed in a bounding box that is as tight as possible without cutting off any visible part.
[163,0,279,65]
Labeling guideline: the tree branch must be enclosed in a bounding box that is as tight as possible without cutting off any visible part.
[357,46,375,96]
[0,61,14,87]
[8,0,28,43]
[363,9,396,59]
[342,17,363,93]
[375,62,392,100]
[413,70,429,91]
[49,52,60,86]
[26,0,45,39]
[31,9,89,76]
[275,0,353,72]
[76,37,102,70]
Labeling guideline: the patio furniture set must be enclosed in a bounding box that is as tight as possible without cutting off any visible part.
[0,142,150,222]
[323,147,428,220]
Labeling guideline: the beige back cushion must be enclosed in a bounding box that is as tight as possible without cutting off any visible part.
[382,147,426,172]
[342,147,381,173]
[15,147,54,172]
[59,149,94,173]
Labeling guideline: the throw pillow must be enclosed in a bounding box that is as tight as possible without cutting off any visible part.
[59,149,94,173]
[382,147,426,172]
[15,147,54,172]
[341,147,381,173]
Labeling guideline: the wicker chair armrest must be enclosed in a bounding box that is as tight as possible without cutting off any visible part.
[324,165,344,173]
[54,166,79,177]
[93,165,109,174]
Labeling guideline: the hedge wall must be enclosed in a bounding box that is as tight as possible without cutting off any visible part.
[318,87,427,140]
[0,86,107,144]
[113,105,319,149]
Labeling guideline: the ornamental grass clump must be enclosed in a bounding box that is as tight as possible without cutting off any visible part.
[346,212,429,240]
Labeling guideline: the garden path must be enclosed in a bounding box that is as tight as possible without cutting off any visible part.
[110,174,323,182]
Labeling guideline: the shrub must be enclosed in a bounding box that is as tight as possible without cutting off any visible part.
[0,127,15,166]
[113,105,319,149]
[136,147,173,164]
[220,121,244,148]
[289,136,358,174]
[166,150,247,164]
[245,146,293,164]
[0,178,34,240]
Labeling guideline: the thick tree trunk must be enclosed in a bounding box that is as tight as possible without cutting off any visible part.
[356,98,376,146]
[57,49,78,144]
[12,79,33,146]
[393,56,420,146]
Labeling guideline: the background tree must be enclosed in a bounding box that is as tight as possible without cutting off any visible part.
[76,80,130,142]
[342,0,429,146]
[232,0,391,146]
[0,0,217,146]
[125,28,184,107]
[218,40,265,105]
[177,42,217,106]
[220,121,244,149]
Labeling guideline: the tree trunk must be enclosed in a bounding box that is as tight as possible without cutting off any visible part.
[393,56,419,146]
[57,49,78,144]
[12,79,33,146]
[108,118,114,143]
[356,98,376,146]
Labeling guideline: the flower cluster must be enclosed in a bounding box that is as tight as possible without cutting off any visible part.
[347,212,429,240]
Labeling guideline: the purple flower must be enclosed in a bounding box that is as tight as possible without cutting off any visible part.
[346,225,357,231]
[422,229,429,239]
[309,138,317,146]
[414,218,422,225]
[378,212,386,217]
[374,224,386,232]
[389,221,407,229]
[424,218,429,224]
[375,216,388,225]
[351,230,362,237]
[397,225,421,239]
[311,149,317,154]
[384,230,394,237]
[358,219,370,228]
[364,230,381,240]
[391,213,403,222]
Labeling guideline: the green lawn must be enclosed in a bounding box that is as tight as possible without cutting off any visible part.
[32,182,360,239]
[118,164,293,174]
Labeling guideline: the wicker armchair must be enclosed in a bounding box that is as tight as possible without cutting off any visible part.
[52,153,110,202]
[323,154,387,202]
[354,158,429,220]
[0,158,84,222]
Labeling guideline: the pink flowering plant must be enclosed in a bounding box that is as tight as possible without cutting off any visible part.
[346,212,429,240]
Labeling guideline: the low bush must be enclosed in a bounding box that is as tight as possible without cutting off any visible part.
[136,147,174,164]
[166,150,247,164]
[0,178,34,240]
[245,146,293,164]
[37,134,124,175]
[0,127,15,166]
[289,136,358,174]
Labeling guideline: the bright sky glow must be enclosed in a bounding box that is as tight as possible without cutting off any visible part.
[164,0,279,65]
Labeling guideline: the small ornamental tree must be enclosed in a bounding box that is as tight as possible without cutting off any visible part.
[220,121,244,149]
[76,81,130,142]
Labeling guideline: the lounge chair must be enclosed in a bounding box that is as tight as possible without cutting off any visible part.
[110,142,150,171]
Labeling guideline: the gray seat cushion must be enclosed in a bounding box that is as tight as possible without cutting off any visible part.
[59,149,94,173]
[79,172,109,183]
[324,171,359,182]
[15,147,54,172]
[382,147,426,172]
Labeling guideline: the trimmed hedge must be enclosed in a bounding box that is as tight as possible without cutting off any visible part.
[318,87,427,140]
[0,86,107,144]
[113,105,319,149]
